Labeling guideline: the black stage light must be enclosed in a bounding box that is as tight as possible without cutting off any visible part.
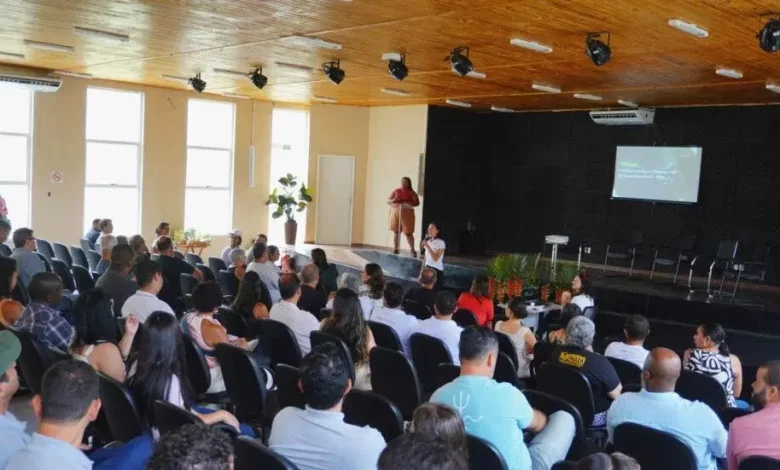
[447,47,473,76]
[758,19,780,52]
[189,72,206,93]
[251,67,268,89]
[322,59,345,85]
[586,33,611,66]
[388,55,408,81]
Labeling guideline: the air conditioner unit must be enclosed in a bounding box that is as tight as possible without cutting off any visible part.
[0,65,61,93]
[589,108,654,125]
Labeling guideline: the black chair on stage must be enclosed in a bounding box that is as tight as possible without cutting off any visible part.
[607,357,642,387]
[310,331,356,383]
[220,270,239,296]
[524,389,589,460]
[602,230,643,278]
[35,239,55,263]
[650,234,697,285]
[51,259,77,292]
[0,244,10,257]
[740,456,780,470]
[705,240,740,298]
[495,352,519,387]
[181,333,229,406]
[453,308,478,328]
[53,242,73,268]
[467,435,509,470]
[259,319,302,368]
[216,306,249,338]
[367,321,403,352]
[196,263,217,283]
[537,363,595,429]
[186,252,203,267]
[235,436,299,470]
[370,347,422,421]
[343,389,404,442]
[727,243,772,298]
[675,370,728,413]
[86,249,101,272]
[13,330,52,394]
[275,364,305,410]
[153,400,238,439]
[613,422,697,470]
[403,298,432,320]
[496,331,519,371]
[410,333,453,394]
[98,373,145,442]
[209,257,228,276]
[437,363,461,390]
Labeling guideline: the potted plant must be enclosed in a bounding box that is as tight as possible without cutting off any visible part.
[266,173,313,245]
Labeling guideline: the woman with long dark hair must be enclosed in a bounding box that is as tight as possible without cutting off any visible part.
[231,271,271,321]
[359,263,385,318]
[0,257,23,327]
[457,275,494,327]
[494,297,536,378]
[571,269,595,312]
[311,248,338,295]
[320,288,376,390]
[683,323,745,408]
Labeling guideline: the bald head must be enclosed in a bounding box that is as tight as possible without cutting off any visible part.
[643,347,681,393]
[301,263,320,286]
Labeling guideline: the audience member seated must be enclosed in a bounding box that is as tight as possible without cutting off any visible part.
[546,304,581,345]
[0,331,26,468]
[269,343,386,470]
[268,245,281,266]
[0,258,23,328]
[155,222,171,239]
[311,248,338,295]
[608,347,727,470]
[457,274,494,328]
[298,263,328,317]
[84,218,101,248]
[569,453,640,470]
[683,323,744,409]
[128,234,149,256]
[221,229,242,267]
[410,403,467,455]
[0,218,10,246]
[116,235,129,246]
[247,242,281,304]
[727,360,780,468]
[95,234,118,276]
[229,247,247,280]
[360,263,385,318]
[325,272,362,308]
[379,433,466,470]
[231,271,270,321]
[569,270,595,312]
[121,259,174,322]
[321,288,376,390]
[154,235,202,299]
[71,289,138,382]
[94,218,114,253]
[10,228,45,288]
[604,314,650,370]
[548,316,621,427]
[416,291,463,365]
[495,297,536,378]
[432,327,575,470]
[269,273,319,355]
[370,282,419,357]
[147,424,233,470]
[405,267,438,313]
[14,272,73,352]
[95,244,137,316]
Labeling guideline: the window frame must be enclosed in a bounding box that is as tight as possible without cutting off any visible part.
[0,87,34,228]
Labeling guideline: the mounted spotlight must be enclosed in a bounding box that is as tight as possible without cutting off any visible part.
[188,72,206,93]
[322,59,345,85]
[251,67,268,89]
[445,47,473,76]
[585,32,611,66]
[386,54,408,81]
[757,18,780,53]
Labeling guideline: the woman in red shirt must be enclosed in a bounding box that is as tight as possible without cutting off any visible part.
[387,177,420,257]
[457,275,494,327]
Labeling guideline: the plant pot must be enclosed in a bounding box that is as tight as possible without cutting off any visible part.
[284,221,298,245]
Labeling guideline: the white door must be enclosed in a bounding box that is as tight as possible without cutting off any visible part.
[316,155,354,245]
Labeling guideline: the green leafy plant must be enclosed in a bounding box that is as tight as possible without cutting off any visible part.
[265,173,313,223]
[554,261,579,290]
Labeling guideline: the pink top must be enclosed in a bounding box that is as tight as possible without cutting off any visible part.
[727,403,780,469]
[185,313,224,369]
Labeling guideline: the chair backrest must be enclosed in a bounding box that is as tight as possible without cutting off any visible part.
[72,265,96,293]
[196,263,217,283]
[343,389,404,442]
[630,229,643,247]
[523,389,587,459]
[453,308,478,328]
[530,342,556,378]
[209,256,228,275]
[606,356,642,386]
[402,298,432,320]
[582,305,597,321]
[495,331,519,370]
[410,333,454,393]
[179,273,198,296]
[80,238,93,252]
[675,234,696,253]
[35,252,51,272]
[494,352,518,386]
[86,250,101,272]
[367,321,403,352]
[437,363,461,390]
[310,330,356,383]
[716,240,739,260]
[153,400,200,436]
[537,363,596,427]
[98,373,145,442]
[369,347,422,420]
[0,244,10,257]
[35,239,54,262]
[467,434,509,470]
[219,270,239,296]
[173,250,185,260]
[275,363,306,410]
[53,243,73,267]
[13,330,52,394]
[216,306,249,338]
[51,258,77,292]
[234,435,300,470]
[675,370,728,413]
[70,246,89,269]
[186,253,203,267]
[259,319,302,368]
[614,422,697,470]
[740,456,780,470]
[215,343,268,423]
[180,333,212,395]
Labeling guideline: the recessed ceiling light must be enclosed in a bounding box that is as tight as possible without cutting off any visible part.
[290,36,342,50]
[766,82,780,94]
[667,19,709,38]
[381,88,411,97]
[573,93,603,101]
[509,38,553,54]
[312,96,338,103]
[24,39,75,53]
[0,51,24,60]
[53,70,92,79]
[161,74,191,83]
[617,99,639,108]
[213,68,249,79]
[445,99,471,108]
[715,67,743,79]
[275,62,315,74]
[466,70,487,79]
[73,26,130,43]
[490,105,517,113]
[531,83,562,94]
[222,92,250,99]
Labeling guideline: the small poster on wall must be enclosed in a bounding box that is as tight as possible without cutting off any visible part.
[49,171,63,184]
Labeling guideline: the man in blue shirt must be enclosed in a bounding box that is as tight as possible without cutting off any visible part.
[608,347,728,470]
[9,227,45,288]
[14,272,73,352]
[0,330,28,468]
[432,327,575,470]
[84,218,101,248]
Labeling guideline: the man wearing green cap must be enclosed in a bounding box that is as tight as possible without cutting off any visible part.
[0,330,28,467]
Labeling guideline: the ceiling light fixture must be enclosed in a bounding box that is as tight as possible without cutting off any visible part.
[585,32,611,66]
[222,92,250,99]
[445,99,471,108]
[189,72,206,93]
[53,70,92,79]
[757,19,780,52]
[381,87,411,97]
[290,35,342,50]
[250,67,268,89]
[73,26,130,43]
[466,70,487,79]
[0,51,24,60]
[382,52,408,81]
[490,105,517,113]
[573,93,603,101]
[667,19,709,38]
[509,38,553,53]
[715,67,743,79]
[274,62,315,73]
[617,99,639,108]
[161,74,191,82]
[531,83,562,93]
[24,39,75,53]
[446,47,473,77]
[213,68,249,79]
[312,96,338,103]
[766,82,780,94]
[322,59,345,85]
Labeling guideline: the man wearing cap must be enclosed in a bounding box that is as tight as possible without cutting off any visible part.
[221,229,243,268]
[0,330,28,467]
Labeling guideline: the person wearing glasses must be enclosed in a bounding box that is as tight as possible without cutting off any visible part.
[9,228,45,288]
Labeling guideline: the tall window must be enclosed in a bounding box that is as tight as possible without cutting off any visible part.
[269,108,309,243]
[84,87,143,235]
[0,86,33,231]
[185,99,235,234]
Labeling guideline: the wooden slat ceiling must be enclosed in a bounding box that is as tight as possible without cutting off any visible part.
[3,0,780,110]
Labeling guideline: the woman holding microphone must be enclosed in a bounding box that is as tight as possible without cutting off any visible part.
[388,177,420,256]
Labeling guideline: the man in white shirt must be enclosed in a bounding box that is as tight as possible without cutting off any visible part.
[604,314,651,370]
[370,282,418,358]
[269,274,320,355]
[247,242,281,304]
[415,291,463,365]
[121,259,174,322]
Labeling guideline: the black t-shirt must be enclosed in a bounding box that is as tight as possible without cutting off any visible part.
[405,286,437,311]
[156,255,195,297]
[298,284,328,317]
[547,345,620,413]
